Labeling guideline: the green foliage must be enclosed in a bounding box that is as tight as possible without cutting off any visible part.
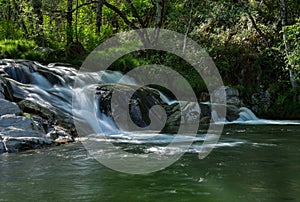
[285,18,300,75]
[0,20,23,39]
[0,39,37,58]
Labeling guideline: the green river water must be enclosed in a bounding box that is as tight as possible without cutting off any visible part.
[1,124,300,202]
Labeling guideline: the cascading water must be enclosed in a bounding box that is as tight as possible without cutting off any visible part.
[0,59,262,139]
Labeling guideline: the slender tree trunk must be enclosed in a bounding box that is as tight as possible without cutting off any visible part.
[152,0,164,44]
[32,0,44,46]
[75,0,79,42]
[280,0,298,89]
[96,0,103,33]
[66,0,73,45]
[183,0,193,54]
[238,0,278,61]
[11,0,28,37]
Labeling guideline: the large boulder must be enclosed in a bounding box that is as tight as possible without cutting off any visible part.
[95,84,166,131]
[0,114,44,136]
[0,114,55,153]
[165,101,200,126]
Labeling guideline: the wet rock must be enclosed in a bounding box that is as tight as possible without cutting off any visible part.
[199,102,211,117]
[212,86,241,107]
[199,102,240,122]
[3,136,53,153]
[54,137,74,144]
[46,126,74,144]
[199,116,211,124]
[0,98,22,116]
[164,103,181,127]
[0,82,4,99]
[226,105,240,122]
[0,113,54,153]
[181,101,201,124]
[0,114,43,137]
[96,84,165,131]
[167,101,201,125]
[198,92,210,102]
[18,99,74,132]
[0,136,6,153]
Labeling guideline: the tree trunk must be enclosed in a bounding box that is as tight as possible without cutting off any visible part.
[280,0,298,89]
[31,0,44,46]
[238,0,279,62]
[66,0,73,45]
[11,0,28,37]
[183,0,193,54]
[152,0,164,44]
[96,0,103,33]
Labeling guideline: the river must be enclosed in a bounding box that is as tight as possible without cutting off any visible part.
[1,123,299,202]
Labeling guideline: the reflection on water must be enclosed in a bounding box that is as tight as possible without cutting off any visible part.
[0,124,300,202]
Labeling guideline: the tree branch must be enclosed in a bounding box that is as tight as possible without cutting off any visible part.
[125,0,145,27]
[183,0,193,54]
[103,1,139,29]
[238,0,279,62]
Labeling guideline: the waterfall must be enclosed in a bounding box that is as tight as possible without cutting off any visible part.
[237,107,258,121]
[211,110,227,123]
[0,59,269,138]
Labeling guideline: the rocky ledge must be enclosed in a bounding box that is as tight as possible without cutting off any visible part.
[0,59,255,154]
[0,97,74,153]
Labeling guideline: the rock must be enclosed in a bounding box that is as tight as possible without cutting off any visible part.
[0,114,54,153]
[199,102,240,122]
[54,137,74,144]
[251,90,271,113]
[0,98,22,116]
[3,136,53,153]
[0,135,6,153]
[199,102,211,117]
[46,126,74,143]
[199,92,210,102]
[212,86,241,107]
[18,99,74,132]
[0,82,4,99]
[96,84,165,131]
[0,114,43,137]
[164,101,201,127]
[226,105,240,122]
[199,116,211,124]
